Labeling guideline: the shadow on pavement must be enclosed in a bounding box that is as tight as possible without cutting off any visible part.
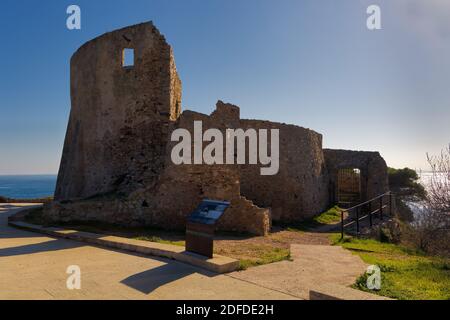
[0,238,84,257]
[121,261,215,294]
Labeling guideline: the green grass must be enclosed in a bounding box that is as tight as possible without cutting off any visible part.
[132,237,290,270]
[133,236,185,247]
[0,196,53,204]
[23,209,183,246]
[313,205,342,224]
[285,205,342,232]
[331,234,450,300]
[21,208,288,270]
[23,208,187,245]
[237,247,291,271]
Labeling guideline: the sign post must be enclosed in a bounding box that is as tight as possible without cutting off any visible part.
[185,199,230,258]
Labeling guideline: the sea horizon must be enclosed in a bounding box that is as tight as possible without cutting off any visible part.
[0,174,57,199]
[0,170,443,200]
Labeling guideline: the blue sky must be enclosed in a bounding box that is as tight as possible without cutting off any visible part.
[0,0,449,174]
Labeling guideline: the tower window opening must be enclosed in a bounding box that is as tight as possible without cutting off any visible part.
[122,48,134,67]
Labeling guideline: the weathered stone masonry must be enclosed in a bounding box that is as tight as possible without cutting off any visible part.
[44,22,389,236]
[323,149,389,204]
[55,22,181,201]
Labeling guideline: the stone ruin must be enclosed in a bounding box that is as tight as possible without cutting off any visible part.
[44,22,389,236]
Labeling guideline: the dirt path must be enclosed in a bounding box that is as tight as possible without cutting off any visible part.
[214,226,332,263]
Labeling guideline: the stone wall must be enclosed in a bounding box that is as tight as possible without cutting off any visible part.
[46,102,272,235]
[323,149,389,203]
[238,120,329,222]
[46,22,390,237]
[134,106,272,235]
[55,22,180,201]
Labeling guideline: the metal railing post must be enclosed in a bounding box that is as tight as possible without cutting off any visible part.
[340,192,392,238]
[379,196,383,221]
[389,192,393,216]
[356,207,360,235]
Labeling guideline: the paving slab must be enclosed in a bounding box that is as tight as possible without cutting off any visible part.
[1,204,390,300]
[229,244,390,300]
[0,204,297,300]
[9,220,239,274]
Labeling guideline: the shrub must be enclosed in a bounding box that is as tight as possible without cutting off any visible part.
[409,146,450,257]
[388,167,426,199]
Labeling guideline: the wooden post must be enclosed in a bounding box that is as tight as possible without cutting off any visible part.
[341,210,344,239]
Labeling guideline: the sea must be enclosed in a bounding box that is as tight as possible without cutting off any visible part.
[406,171,447,218]
[0,175,57,199]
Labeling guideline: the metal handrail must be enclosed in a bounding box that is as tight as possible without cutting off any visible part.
[345,191,391,212]
[340,191,394,239]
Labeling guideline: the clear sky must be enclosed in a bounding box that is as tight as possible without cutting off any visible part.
[0,0,449,174]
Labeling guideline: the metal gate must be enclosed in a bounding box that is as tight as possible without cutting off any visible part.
[337,168,361,206]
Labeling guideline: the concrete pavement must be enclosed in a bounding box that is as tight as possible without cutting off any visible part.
[0,204,297,300]
[229,244,387,300]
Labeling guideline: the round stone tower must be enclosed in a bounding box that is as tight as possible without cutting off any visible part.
[55,22,182,200]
